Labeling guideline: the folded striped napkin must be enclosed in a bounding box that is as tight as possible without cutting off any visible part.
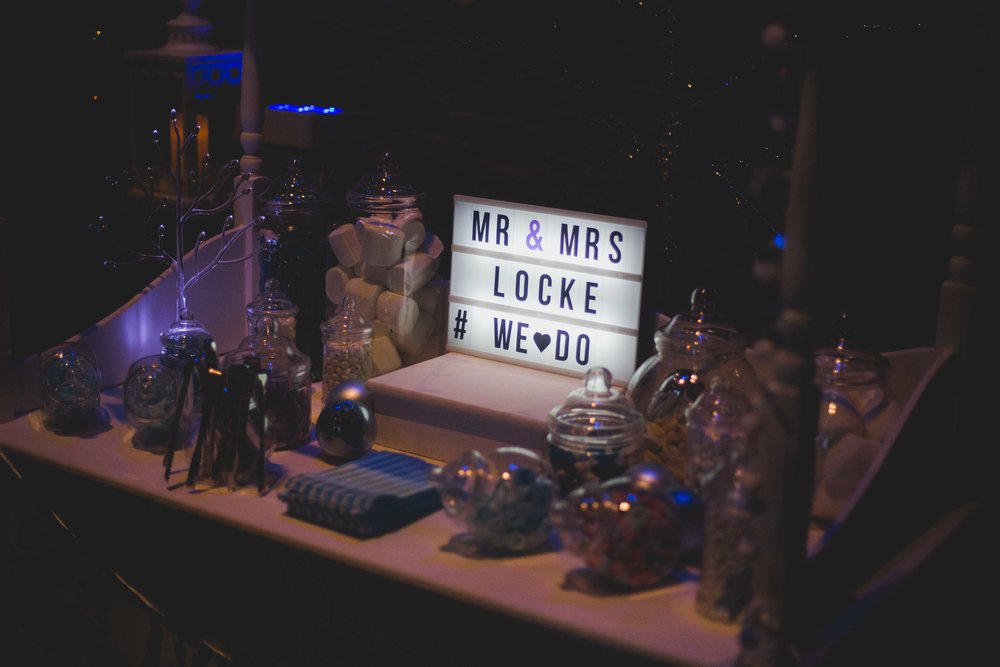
[278,450,441,538]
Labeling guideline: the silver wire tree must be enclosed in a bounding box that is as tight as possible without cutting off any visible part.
[99,108,262,320]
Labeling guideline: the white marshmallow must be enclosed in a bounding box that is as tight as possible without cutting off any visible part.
[370,318,391,338]
[356,261,390,286]
[328,224,362,267]
[344,277,385,323]
[395,309,435,357]
[376,291,419,336]
[325,265,354,303]
[387,252,437,295]
[371,335,402,375]
[400,219,427,254]
[421,230,445,260]
[391,207,423,227]
[411,280,448,315]
[360,221,406,266]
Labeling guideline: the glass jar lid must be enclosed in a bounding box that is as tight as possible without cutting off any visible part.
[547,367,645,452]
[257,158,333,217]
[247,278,299,320]
[321,297,373,342]
[346,148,426,215]
[226,315,311,379]
[655,286,747,360]
[813,310,889,388]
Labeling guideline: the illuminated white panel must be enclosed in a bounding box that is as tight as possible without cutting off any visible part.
[449,250,642,330]
[453,195,646,275]
[449,195,647,380]
[446,301,639,383]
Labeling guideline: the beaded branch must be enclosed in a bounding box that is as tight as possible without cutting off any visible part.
[97,108,263,318]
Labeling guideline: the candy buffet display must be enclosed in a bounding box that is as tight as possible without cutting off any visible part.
[320,297,373,403]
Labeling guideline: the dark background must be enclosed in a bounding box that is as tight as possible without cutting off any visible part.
[1,0,991,364]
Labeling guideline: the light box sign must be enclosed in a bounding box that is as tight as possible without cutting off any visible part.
[448,195,646,383]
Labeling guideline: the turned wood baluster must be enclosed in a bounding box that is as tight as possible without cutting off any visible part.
[737,1,823,665]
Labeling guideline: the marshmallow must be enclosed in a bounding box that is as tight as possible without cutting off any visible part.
[420,230,445,260]
[370,318,391,338]
[325,265,354,304]
[391,207,423,227]
[401,219,427,254]
[411,280,447,315]
[328,224,362,267]
[387,252,437,295]
[395,309,435,357]
[360,221,406,266]
[344,277,385,323]
[376,291,419,336]
[371,335,402,375]
[356,261,390,286]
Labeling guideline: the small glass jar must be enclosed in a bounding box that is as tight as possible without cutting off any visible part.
[39,342,104,434]
[246,277,298,342]
[545,367,646,498]
[222,315,313,451]
[627,287,757,484]
[123,354,185,453]
[321,296,373,403]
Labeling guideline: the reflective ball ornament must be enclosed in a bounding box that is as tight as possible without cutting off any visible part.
[316,380,376,461]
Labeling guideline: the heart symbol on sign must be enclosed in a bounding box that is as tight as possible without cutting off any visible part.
[533,332,551,353]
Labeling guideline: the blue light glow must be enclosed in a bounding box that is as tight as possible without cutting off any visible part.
[773,233,785,250]
[269,104,342,115]
[671,489,694,505]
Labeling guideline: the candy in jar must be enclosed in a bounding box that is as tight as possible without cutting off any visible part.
[321,297,373,403]
[222,315,313,451]
[627,287,757,484]
[551,462,689,588]
[429,447,558,554]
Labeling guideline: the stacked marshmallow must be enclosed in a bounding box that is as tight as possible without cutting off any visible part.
[326,208,446,375]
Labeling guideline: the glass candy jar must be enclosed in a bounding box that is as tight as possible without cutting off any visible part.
[246,277,298,341]
[257,158,337,381]
[222,315,313,451]
[429,447,558,554]
[332,148,446,375]
[123,354,185,453]
[39,342,104,434]
[545,367,646,498]
[627,287,757,484]
[812,325,899,519]
[321,297,373,403]
[551,463,687,589]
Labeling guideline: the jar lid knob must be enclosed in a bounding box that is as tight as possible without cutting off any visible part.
[583,367,613,398]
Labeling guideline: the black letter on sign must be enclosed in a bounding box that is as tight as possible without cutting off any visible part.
[472,210,491,242]
[555,330,569,361]
[514,270,529,302]
[515,321,529,353]
[492,265,504,297]
[560,224,579,257]
[576,334,591,365]
[585,228,600,260]
[559,278,575,310]
[608,230,623,264]
[493,318,514,349]
[496,214,510,246]
[538,274,552,306]
[584,281,598,314]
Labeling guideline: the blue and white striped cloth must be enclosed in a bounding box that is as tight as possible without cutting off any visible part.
[279,450,441,538]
